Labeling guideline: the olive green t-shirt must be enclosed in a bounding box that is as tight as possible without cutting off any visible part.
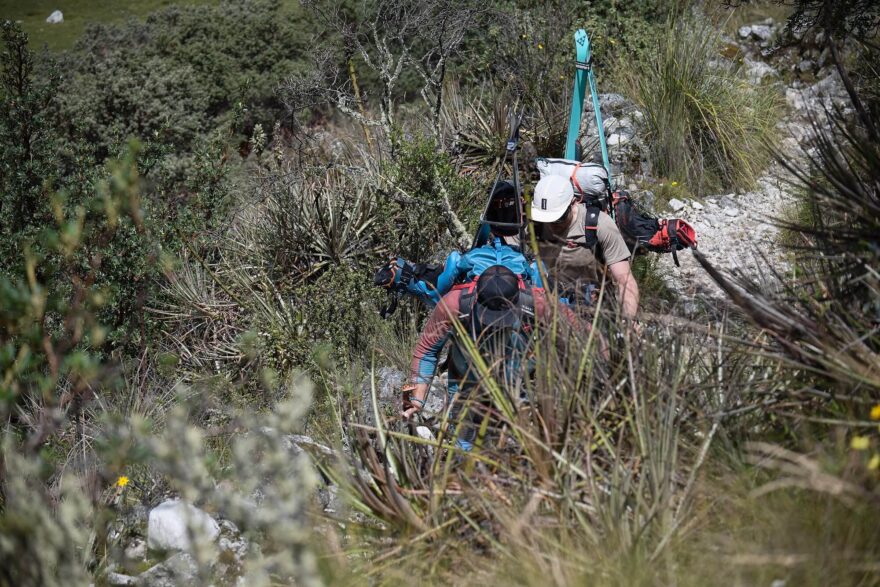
[536,205,630,292]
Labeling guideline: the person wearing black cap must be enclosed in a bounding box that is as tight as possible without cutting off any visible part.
[404,265,579,450]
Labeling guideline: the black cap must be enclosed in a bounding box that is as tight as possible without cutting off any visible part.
[485,180,521,236]
[473,265,520,328]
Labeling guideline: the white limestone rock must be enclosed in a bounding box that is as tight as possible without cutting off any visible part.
[147,499,220,552]
[46,10,63,24]
[668,198,686,212]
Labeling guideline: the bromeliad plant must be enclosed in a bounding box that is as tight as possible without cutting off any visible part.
[313,296,791,583]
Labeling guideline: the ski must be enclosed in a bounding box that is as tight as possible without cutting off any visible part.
[566,29,614,190]
[565,29,588,160]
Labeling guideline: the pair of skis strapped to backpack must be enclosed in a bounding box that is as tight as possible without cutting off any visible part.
[562,29,697,265]
[566,29,612,192]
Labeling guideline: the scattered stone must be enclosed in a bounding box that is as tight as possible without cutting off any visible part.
[750,24,773,42]
[317,483,343,514]
[136,553,198,587]
[691,200,704,211]
[668,198,686,212]
[606,132,632,147]
[718,195,738,209]
[282,434,335,458]
[597,93,628,111]
[737,26,752,40]
[147,499,220,553]
[744,59,778,84]
[798,59,815,74]
[813,71,845,97]
[785,88,808,112]
[724,207,740,218]
[124,539,146,562]
[46,10,63,24]
[108,573,137,586]
[602,116,619,134]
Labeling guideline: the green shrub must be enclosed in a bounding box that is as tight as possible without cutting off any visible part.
[623,14,782,194]
[380,133,479,261]
[56,0,311,162]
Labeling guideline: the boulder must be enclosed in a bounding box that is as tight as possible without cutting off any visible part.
[737,26,752,40]
[46,10,63,24]
[147,499,220,552]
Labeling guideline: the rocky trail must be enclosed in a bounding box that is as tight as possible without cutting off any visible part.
[650,20,852,308]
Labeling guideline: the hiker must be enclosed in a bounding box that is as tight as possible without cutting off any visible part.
[374,181,541,307]
[531,174,640,319]
[401,265,579,450]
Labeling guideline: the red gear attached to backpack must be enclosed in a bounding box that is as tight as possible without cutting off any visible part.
[611,192,698,266]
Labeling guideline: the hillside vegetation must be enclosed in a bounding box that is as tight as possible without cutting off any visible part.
[0,0,878,585]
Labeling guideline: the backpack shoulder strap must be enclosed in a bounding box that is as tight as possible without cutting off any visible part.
[457,280,478,321]
[518,289,535,320]
[582,206,600,249]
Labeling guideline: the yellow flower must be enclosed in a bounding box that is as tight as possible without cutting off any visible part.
[870,404,880,421]
[609,39,616,45]
[671,181,679,187]
[869,454,880,471]
[851,435,870,450]
[116,475,130,488]
[537,43,544,50]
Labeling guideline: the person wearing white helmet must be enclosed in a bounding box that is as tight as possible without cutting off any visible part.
[531,174,639,319]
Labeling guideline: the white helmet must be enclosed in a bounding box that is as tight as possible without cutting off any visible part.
[531,175,574,223]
